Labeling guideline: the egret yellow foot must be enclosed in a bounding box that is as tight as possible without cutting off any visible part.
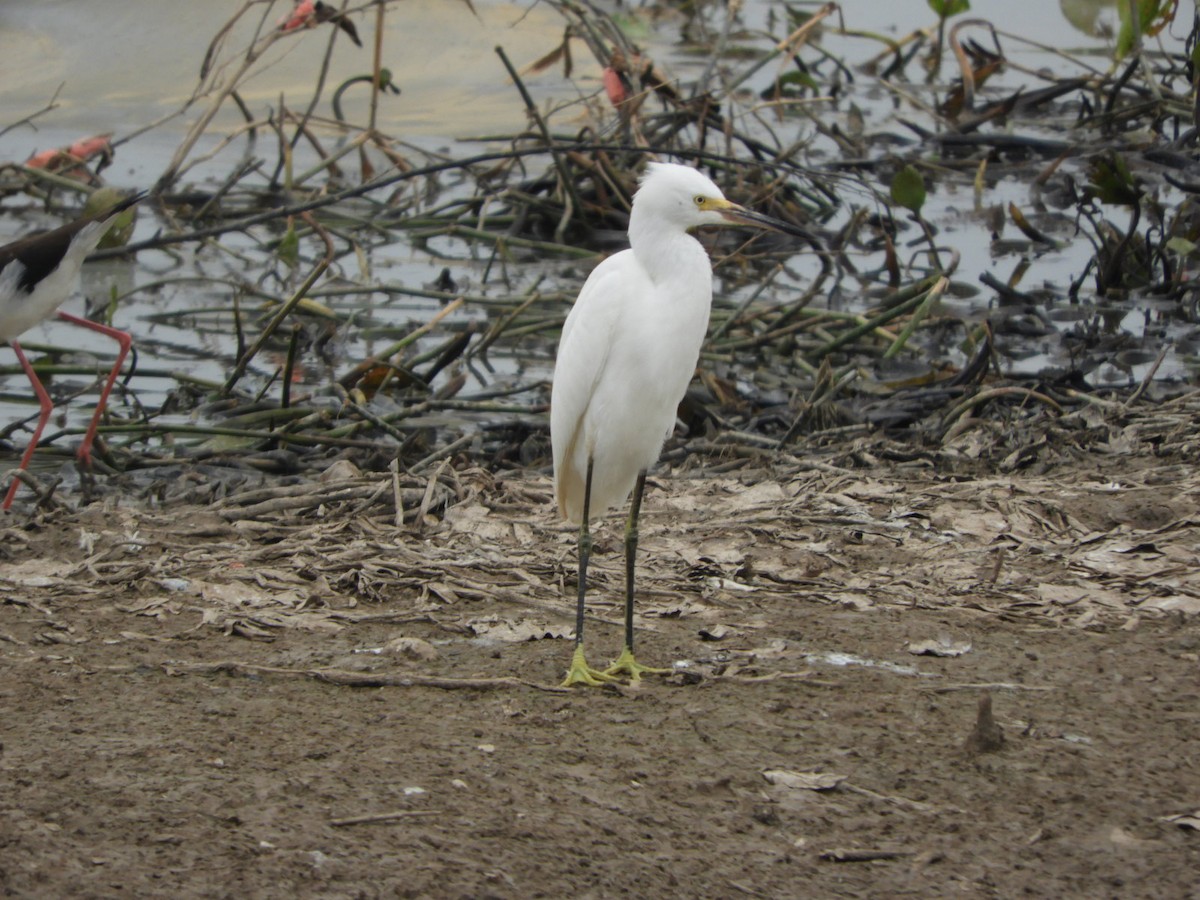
[603,646,671,682]
[562,644,620,687]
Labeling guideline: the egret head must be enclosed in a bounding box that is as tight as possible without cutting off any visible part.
[634,162,809,237]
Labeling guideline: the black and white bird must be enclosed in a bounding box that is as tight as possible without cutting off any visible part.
[0,191,143,509]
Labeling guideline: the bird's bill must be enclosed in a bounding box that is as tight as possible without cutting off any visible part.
[713,199,812,239]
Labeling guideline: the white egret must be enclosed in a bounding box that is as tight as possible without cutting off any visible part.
[551,162,807,687]
[0,191,143,509]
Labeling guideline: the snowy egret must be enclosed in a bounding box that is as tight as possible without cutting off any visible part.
[0,191,143,509]
[551,162,808,686]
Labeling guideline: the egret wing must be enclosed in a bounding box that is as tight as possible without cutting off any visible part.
[550,253,631,521]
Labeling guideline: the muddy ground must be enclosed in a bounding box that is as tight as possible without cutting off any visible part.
[2,402,1200,899]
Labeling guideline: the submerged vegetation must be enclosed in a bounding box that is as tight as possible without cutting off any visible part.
[1,0,1199,508]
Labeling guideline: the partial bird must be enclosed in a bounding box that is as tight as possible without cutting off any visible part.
[0,191,143,509]
[279,0,362,47]
[551,162,809,687]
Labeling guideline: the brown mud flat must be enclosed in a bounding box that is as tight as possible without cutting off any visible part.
[2,427,1200,898]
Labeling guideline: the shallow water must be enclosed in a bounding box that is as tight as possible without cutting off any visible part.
[0,1,574,140]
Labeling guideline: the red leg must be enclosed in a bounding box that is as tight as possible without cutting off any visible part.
[3,341,55,510]
[55,311,132,466]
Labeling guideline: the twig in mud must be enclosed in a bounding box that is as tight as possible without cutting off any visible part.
[161,660,570,693]
[819,848,916,863]
[926,682,1053,693]
[330,810,443,827]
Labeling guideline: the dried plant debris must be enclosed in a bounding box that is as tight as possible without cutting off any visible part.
[4,398,1200,673]
[2,3,1198,506]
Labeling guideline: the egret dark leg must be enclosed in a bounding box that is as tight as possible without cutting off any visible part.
[574,459,594,643]
[605,470,670,681]
[623,470,646,651]
[562,459,616,686]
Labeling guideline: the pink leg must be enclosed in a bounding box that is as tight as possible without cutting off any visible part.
[3,341,55,510]
[55,311,132,467]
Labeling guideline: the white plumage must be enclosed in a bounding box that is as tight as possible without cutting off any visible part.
[0,218,112,341]
[549,162,807,687]
[552,163,724,522]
